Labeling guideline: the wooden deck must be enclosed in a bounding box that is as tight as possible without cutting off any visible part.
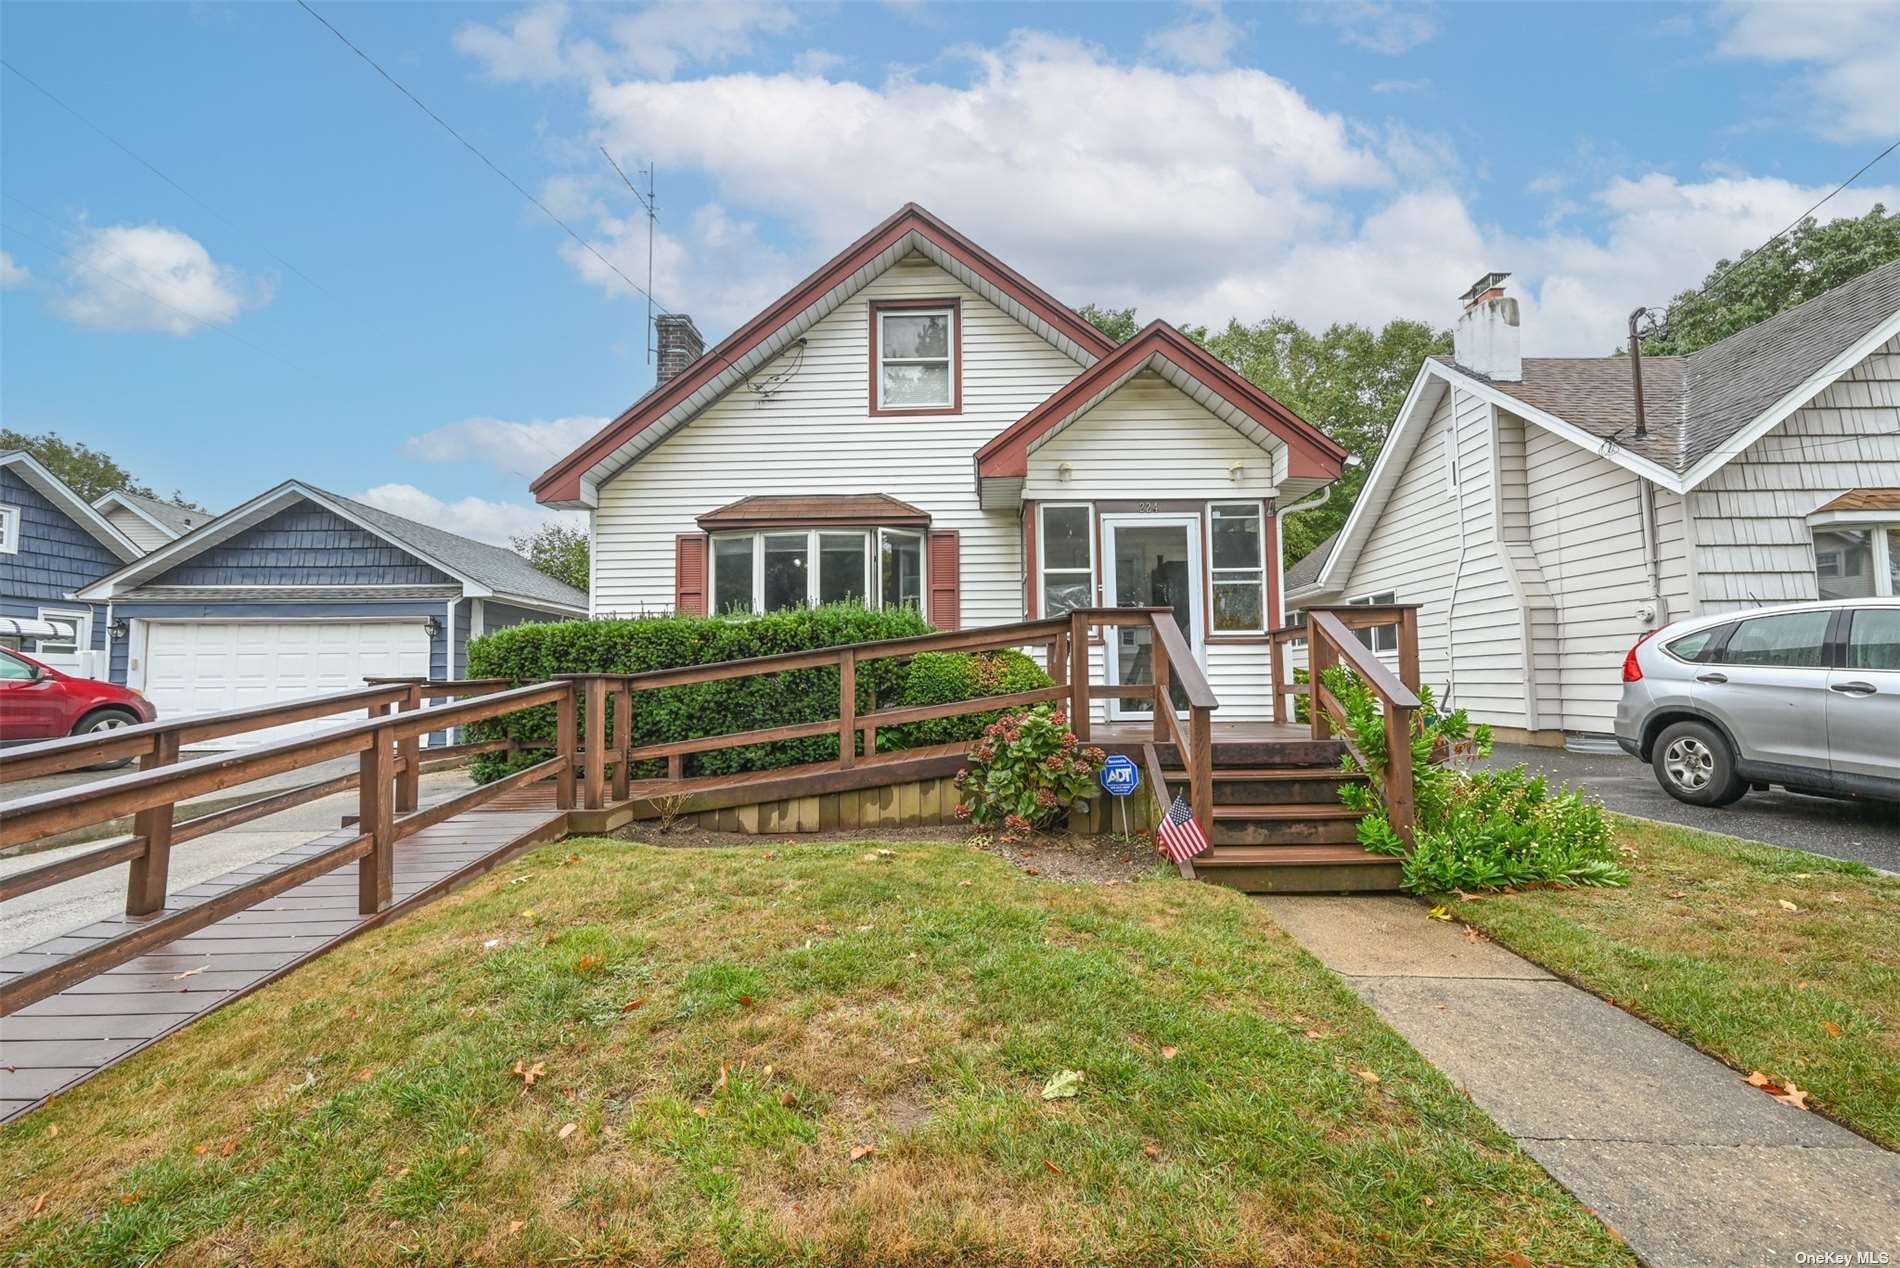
[0,784,565,1123]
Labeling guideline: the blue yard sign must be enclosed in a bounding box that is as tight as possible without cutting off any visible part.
[1099,754,1140,798]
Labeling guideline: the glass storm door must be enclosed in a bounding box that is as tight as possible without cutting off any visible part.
[1101,514,1204,721]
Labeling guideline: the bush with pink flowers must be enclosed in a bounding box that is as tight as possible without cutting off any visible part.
[952,704,1106,842]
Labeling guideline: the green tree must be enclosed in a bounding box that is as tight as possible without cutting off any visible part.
[1642,206,1900,355]
[0,428,200,507]
[1077,303,1140,344]
[512,520,589,593]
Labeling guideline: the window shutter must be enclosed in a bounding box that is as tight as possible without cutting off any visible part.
[674,534,708,616]
[927,530,960,630]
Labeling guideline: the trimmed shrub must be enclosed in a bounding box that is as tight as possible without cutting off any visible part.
[464,604,1051,782]
[878,650,1050,749]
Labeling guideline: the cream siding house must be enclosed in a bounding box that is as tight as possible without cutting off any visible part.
[1292,261,1900,741]
[534,205,1348,724]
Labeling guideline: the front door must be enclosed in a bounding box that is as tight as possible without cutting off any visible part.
[1101,513,1204,721]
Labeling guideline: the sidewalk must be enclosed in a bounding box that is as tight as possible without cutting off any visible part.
[1259,895,1900,1268]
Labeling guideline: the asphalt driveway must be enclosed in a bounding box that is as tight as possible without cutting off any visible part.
[1481,743,1900,872]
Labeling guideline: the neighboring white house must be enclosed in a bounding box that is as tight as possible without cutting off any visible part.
[1290,260,1900,743]
[91,489,211,553]
[532,204,1348,724]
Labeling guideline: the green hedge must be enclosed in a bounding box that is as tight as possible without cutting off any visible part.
[464,605,1051,782]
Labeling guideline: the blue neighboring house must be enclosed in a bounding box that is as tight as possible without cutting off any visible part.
[75,479,586,739]
[0,451,145,678]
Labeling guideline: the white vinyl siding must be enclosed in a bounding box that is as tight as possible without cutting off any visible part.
[592,256,1085,629]
[99,504,174,553]
[1688,334,1900,611]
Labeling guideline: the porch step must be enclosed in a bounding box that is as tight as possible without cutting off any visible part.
[1193,844,1404,894]
[1208,803,1364,846]
[1160,767,1364,805]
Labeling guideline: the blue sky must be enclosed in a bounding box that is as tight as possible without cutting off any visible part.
[3,0,1896,542]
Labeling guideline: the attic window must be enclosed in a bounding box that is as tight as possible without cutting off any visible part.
[871,300,959,414]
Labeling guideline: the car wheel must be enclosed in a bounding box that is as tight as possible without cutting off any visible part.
[1652,720,1747,807]
[74,709,140,771]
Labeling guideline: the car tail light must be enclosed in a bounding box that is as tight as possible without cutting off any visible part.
[1622,627,1661,682]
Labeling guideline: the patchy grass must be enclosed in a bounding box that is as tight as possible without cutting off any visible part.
[1,839,1630,1267]
[1443,816,1900,1150]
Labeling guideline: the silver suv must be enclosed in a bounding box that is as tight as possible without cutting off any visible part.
[1615,599,1900,806]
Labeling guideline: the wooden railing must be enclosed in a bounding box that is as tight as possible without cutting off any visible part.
[551,607,1219,833]
[0,678,571,1015]
[1268,603,1423,845]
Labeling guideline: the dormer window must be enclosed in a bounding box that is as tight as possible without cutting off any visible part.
[871,299,959,415]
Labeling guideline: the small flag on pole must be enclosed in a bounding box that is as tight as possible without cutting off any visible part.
[1156,793,1209,864]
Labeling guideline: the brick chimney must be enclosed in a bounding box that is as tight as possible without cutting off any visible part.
[1453,272,1521,382]
[655,313,705,385]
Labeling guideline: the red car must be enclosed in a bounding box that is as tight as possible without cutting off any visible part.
[0,647,158,747]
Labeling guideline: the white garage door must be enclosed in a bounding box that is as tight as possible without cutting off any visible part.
[142,620,432,745]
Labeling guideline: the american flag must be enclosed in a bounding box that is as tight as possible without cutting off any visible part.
[1156,793,1209,864]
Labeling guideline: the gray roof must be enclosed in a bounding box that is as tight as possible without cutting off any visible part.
[108,489,211,536]
[1284,531,1338,592]
[1437,257,1900,474]
[318,488,588,611]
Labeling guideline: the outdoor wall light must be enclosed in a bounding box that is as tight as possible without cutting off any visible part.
[107,619,129,641]
[1057,462,1073,482]
[1228,461,1246,483]
[423,616,444,639]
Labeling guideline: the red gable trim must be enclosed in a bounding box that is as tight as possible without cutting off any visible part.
[531,204,1120,506]
[973,321,1348,481]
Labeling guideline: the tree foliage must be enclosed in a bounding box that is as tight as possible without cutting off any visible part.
[1641,206,1900,356]
[511,520,590,593]
[0,428,200,508]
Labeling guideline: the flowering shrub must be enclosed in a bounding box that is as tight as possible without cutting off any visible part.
[952,705,1106,843]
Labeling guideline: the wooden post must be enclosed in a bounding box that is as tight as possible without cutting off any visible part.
[838,649,857,769]
[556,685,578,810]
[1050,631,1069,687]
[125,731,179,917]
[1150,616,1171,743]
[1397,607,1421,698]
[1189,705,1213,834]
[1069,610,1090,741]
[1385,702,1416,850]
[1309,632,1334,741]
[358,723,396,914]
[1269,636,1287,726]
[612,683,632,802]
[583,676,607,810]
[395,682,422,814]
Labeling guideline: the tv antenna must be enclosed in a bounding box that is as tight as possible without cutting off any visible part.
[600,146,657,364]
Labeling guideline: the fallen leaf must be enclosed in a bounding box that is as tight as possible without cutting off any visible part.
[1303,1030,1323,1040]
[1668,891,1690,900]
[1745,1070,1774,1088]
[194,1143,208,1155]
[904,1056,922,1066]
[1422,1195,1435,1208]
[693,1105,709,1117]
[557,1122,578,1140]
[779,1090,797,1107]
[171,965,206,981]
[508,1220,525,1235]
[1355,1069,1381,1084]
[1461,925,1488,943]
[1505,1253,1532,1268]
[1023,866,1041,876]
[738,995,754,1007]
[220,1137,238,1157]
[1777,1082,1811,1110]
[512,1060,547,1089]
[30,1192,47,1214]
[576,955,602,973]
[456,1145,470,1157]
[1141,1140,1161,1160]
[1160,1046,1178,1061]
[1426,905,1452,922]
[520,909,538,920]
[45,1125,58,1139]
[1778,899,1801,913]
[1043,1159,1063,1175]
[561,853,581,866]
[716,1064,729,1091]
[119,1192,140,1206]
[1822,1021,1843,1038]
[849,1144,875,1162]
[1041,1069,1084,1100]
[355,1068,374,1082]
[622,996,648,1012]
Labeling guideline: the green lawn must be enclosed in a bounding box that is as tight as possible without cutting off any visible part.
[1444,816,1900,1150]
[1,838,1629,1267]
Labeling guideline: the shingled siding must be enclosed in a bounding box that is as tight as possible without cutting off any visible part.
[0,468,115,661]
[151,505,454,588]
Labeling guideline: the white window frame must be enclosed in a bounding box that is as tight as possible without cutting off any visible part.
[36,606,89,657]
[1348,591,1399,654]
[875,306,955,410]
[1037,502,1094,617]
[710,528,917,615]
[1208,500,1268,635]
[0,504,19,555]
[1812,523,1897,598]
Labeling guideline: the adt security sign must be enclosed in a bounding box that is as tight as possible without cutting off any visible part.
[1099,754,1140,798]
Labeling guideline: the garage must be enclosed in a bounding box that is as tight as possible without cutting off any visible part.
[140,619,431,744]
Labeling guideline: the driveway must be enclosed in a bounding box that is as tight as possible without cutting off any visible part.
[1482,743,1900,872]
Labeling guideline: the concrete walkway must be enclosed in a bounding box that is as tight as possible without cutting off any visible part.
[1260,895,1900,1268]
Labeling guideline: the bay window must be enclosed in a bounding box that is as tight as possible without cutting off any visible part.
[1039,503,1093,616]
[1209,501,1266,633]
[872,301,958,413]
[711,527,923,615]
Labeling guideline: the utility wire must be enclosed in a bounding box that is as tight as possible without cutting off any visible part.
[1,57,330,296]
[295,0,672,315]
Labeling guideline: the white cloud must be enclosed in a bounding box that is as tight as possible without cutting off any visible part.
[55,224,266,336]
[792,48,847,77]
[402,415,611,480]
[1307,1,1440,54]
[0,250,29,289]
[1370,77,1430,94]
[354,482,582,547]
[1716,0,1900,140]
[1145,1,1246,69]
[456,0,798,83]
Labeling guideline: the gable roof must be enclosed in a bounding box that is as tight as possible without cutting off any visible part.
[92,488,210,540]
[1299,259,1900,601]
[972,320,1347,506]
[0,451,143,562]
[1283,531,1338,593]
[77,480,586,612]
[530,204,1120,509]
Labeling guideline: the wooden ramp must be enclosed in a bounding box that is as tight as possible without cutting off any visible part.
[0,787,565,1123]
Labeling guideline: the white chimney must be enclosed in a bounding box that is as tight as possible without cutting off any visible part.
[1453,272,1521,382]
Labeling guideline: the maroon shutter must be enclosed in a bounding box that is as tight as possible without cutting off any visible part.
[927,530,960,630]
[674,533,708,616]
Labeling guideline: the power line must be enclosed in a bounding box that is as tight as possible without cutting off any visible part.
[294,0,672,315]
[1,57,331,296]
